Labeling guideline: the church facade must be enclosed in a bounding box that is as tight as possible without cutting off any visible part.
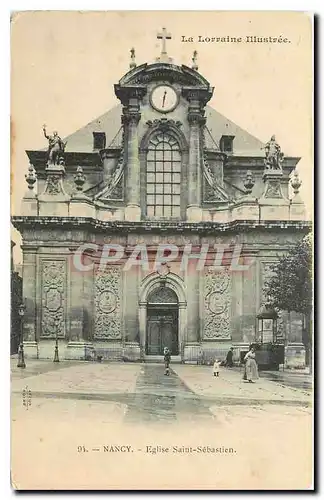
[12,32,310,364]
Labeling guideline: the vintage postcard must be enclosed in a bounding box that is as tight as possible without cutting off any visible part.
[10,11,313,490]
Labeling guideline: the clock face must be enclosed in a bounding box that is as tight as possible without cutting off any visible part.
[150,85,178,113]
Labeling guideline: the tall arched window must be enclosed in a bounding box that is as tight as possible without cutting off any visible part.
[146,131,181,218]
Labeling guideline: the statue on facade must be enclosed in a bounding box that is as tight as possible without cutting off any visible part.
[264,135,284,170]
[129,47,136,69]
[192,50,198,70]
[43,125,67,166]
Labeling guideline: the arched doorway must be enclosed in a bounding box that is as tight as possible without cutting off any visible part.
[146,286,179,355]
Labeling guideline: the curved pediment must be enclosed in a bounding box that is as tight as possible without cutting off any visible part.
[117,62,212,89]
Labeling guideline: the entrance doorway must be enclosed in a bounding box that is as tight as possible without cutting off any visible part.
[146,286,179,356]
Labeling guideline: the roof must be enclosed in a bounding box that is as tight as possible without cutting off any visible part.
[59,103,265,156]
[204,107,265,155]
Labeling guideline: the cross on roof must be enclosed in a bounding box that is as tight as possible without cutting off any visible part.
[157,28,171,58]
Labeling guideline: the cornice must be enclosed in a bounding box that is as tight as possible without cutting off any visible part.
[225,156,301,169]
[26,150,103,170]
[117,62,212,89]
[11,216,312,235]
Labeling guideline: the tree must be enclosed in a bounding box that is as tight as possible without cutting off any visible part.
[263,236,313,370]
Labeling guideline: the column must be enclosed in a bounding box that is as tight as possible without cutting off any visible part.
[186,99,204,222]
[122,102,141,222]
[21,246,38,358]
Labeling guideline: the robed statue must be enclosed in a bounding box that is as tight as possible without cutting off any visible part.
[264,135,284,170]
[43,125,67,165]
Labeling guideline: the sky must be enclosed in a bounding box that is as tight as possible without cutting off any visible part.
[10,11,313,263]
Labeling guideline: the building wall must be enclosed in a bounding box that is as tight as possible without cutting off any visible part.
[20,226,306,362]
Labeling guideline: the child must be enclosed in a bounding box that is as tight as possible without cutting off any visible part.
[164,347,171,376]
[213,359,220,377]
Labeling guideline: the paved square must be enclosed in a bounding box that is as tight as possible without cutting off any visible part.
[11,359,313,490]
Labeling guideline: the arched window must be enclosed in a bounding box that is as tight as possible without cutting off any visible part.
[146,131,181,218]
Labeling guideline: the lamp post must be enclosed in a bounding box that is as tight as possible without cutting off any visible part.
[53,317,60,363]
[17,303,26,368]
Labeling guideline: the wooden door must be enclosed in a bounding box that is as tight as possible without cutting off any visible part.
[147,316,161,355]
[160,315,175,354]
[146,309,178,355]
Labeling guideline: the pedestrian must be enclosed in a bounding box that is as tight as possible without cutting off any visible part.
[225,347,234,367]
[213,359,220,377]
[164,347,171,376]
[243,346,259,383]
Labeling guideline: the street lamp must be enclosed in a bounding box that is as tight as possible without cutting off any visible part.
[257,299,278,344]
[256,299,285,371]
[53,317,60,363]
[17,303,26,368]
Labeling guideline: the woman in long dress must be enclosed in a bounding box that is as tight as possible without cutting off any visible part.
[244,347,259,383]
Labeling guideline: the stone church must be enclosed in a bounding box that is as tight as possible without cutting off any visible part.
[12,30,310,364]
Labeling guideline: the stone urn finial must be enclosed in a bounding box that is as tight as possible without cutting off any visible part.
[244,170,255,194]
[25,163,37,191]
[291,169,302,195]
[74,166,86,192]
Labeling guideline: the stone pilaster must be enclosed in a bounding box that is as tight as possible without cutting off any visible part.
[21,246,38,358]
[242,253,258,343]
[231,269,244,343]
[186,102,204,222]
[66,263,94,360]
[186,262,200,344]
[69,261,84,343]
[183,86,213,222]
[115,85,146,221]
[183,264,201,363]
[123,267,139,342]
[65,248,94,360]
[122,267,140,360]
[122,108,141,221]
[82,254,94,343]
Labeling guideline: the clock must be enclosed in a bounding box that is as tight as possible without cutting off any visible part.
[150,85,178,113]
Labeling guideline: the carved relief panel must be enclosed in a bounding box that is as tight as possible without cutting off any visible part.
[41,260,66,338]
[94,266,122,339]
[203,268,231,339]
